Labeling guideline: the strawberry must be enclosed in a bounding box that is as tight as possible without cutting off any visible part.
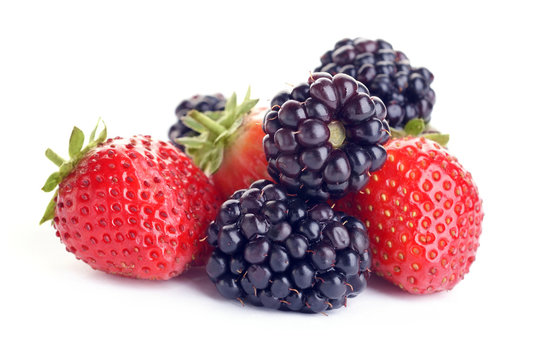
[40,120,220,280]
[174,89,272,199]
[335,137,483,294]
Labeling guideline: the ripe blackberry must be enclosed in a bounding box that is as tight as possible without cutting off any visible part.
[315,37,436,128]
[264,72,390,201]
[206,180,371,313]
[168,93,226,147]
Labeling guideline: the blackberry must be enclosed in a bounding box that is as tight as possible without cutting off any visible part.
[206,180,371,313]
[168,93,226,148]
[264,72,390,201]
[315,37,436,128]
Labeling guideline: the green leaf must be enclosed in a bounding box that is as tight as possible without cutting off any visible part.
[235,98,258,117]
[41,172,61,192]
[89,118,100,142]
[58,162,73,178]
[206,146,224,174]
[181,115,207,133]
[96,123,107,144]
[189,110,227,135]
[403,118,426,136]
[243,86,251,102]
[175,136,211,149]
[176,88,259,175]
[226,116,244,139]
[205,111,223,121]
[226,92,237,113]
[45,148,65,167]
[68,127,85,158]
[213,129,231,144]
[423,133,450,147]
[39,190,57,224]
[40,120,108,225]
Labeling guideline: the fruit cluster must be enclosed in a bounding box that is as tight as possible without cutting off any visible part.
[41,37,483,314]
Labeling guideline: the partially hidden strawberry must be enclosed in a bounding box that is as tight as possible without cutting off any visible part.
[174,89,272,199]
[335,137,483,294]
[40,120,220,279]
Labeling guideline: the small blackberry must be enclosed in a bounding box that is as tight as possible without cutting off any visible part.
[264,72,390,201]
[168,93,226,148]
[315,37,436,128]
[206,180,371,313]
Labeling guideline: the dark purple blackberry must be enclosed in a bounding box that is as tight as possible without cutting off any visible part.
[168,93,226,148]
[264,72,390,201]
[206,180,371,313]
[315,37,435,128]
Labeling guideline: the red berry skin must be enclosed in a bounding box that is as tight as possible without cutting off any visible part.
[335,137,483,294]
[53,135,220,280]
[211,107,272,199]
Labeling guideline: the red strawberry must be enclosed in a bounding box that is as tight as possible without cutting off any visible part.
[40,121,220,280]
[335,137,483,294]
[174,89,271,199]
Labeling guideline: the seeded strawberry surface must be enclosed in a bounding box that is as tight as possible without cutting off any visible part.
[52,135,220,279]
[335,137,483,293]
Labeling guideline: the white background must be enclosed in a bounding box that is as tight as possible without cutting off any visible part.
[1,1,537,359]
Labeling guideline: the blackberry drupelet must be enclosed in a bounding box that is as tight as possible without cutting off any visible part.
[168,93,226,147]
[264,72,390,201]
[206,180,371,313]
[314,37,436,128]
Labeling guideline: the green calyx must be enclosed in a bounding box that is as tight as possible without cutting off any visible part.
[39,119,107,225]
[175,88,258,174]
[390,118,450,147]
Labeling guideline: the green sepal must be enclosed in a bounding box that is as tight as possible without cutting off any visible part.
[423,133,450,147]
[45,149,65,167]
[225,92,237,114]
[40,119,108,224]
[41,172,61,192]
[39,190,58,225]
[206,145,224,175]
[182,115,208,133]
[390,118,450,147]
[173,88,259,175]
[175,135,211,149]
[403,118,426,136]
[68,127,85,158]
[88,118,107,143]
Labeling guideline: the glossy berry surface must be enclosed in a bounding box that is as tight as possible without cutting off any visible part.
[315,38,436,128]
[264,72,390,201]
[206,180,371,313]
[335,137,483,293]
[168,93,226,147]
[52,135,220,279]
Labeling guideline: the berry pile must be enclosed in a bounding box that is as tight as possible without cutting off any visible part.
[169,93,226,147]
[264,72,390,201]
[40,35,483,315]
[315,38,435,128]
[206,180,370,313]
